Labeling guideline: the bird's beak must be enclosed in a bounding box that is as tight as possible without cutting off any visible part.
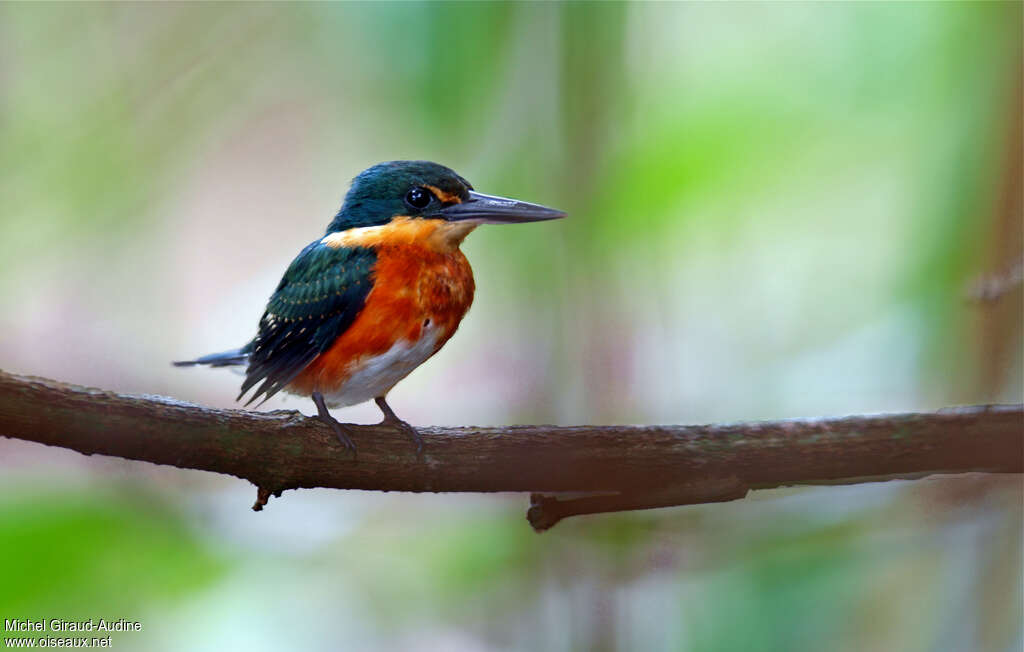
[439,191,567,224]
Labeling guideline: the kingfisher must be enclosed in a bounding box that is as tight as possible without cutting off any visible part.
[175,161,566,453]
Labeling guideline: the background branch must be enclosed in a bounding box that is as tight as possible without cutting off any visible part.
[0,370,1020,531]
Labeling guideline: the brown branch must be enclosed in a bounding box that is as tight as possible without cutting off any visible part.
[0,370,1020,531]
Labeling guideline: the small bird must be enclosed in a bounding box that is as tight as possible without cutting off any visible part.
[175,161,566,453]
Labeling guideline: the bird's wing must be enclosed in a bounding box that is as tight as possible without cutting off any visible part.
[239,241,376,405]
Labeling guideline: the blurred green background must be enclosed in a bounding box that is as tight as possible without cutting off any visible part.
[1,2,1021,650]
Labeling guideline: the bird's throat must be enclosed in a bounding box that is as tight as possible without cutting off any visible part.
[429,220,478,251]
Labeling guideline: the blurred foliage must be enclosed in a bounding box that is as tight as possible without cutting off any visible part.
[0,486,227,622]
[0,2,1020,651]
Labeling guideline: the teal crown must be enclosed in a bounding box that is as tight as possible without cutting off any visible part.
[325,161,473,233]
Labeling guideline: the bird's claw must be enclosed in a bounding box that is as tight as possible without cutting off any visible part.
[312,391,357,457]
[326,419,357,453]
[383,416,424,457]
[374,396,424,457]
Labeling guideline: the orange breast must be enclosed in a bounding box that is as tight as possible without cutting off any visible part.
[287,236,475,396]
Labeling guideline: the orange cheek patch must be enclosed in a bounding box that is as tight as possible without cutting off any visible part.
[321,217,437,249]
[322,217,476,253]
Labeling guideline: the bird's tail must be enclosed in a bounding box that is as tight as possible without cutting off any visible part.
[173,347,249,368]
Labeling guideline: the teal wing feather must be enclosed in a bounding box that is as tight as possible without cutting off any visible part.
[239,242,376,404]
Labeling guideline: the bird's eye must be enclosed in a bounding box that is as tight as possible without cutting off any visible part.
[405,187,432,210]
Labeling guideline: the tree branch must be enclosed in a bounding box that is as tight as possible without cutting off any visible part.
[0,370,1020,531]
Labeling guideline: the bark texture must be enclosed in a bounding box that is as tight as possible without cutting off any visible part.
[0,370,1020,531]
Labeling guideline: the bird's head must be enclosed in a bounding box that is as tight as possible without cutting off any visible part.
[324,161,565,248]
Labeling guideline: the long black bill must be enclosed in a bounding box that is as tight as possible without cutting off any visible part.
[439,191,567,224]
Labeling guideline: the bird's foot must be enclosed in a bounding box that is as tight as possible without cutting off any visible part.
[323,417,358,454]
[375,396,423,456]
[312,391,357,456]
[382,415,424,456]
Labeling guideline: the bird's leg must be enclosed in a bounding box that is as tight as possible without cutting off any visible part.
[312,391,357,454]
[375,396,423,455]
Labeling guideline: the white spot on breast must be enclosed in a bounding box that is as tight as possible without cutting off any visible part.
[322,326,444,408]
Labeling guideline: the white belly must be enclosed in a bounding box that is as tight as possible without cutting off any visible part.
[321,326,444,408]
